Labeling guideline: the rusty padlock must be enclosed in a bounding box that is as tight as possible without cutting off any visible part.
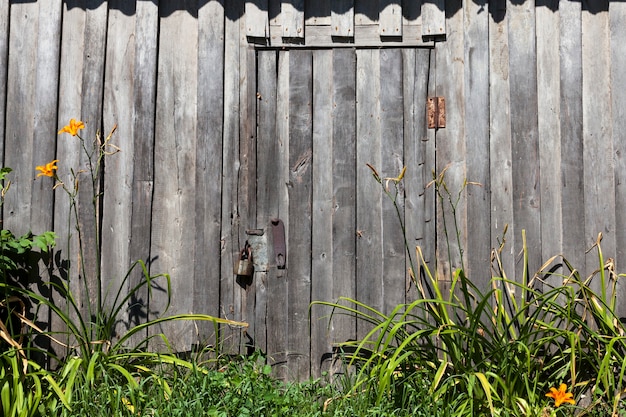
[233,241,254,277]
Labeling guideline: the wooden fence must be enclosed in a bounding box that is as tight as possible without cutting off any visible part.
[1,0,626,380]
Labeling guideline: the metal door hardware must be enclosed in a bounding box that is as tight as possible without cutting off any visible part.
[427,96,445,129]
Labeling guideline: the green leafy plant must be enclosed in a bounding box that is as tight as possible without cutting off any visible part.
[313,164,626,416]
[0,120,247,415]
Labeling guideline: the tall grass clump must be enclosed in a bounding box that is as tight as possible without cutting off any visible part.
[314,164,626,416]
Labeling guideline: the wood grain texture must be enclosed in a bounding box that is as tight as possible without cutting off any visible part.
[508,0,540,283]
[331,0,354,37]
[310,49,334,378]
[559,0,585,284]
[102,1,136,342]
[246,0,269,38]
[255,50,279,357]
[610,1,626,318]
[434,0,466,282]
[488,0,514,284]
[380,49,406,312]
[287,49,313,380]
[582,1,615,296]
[402,48,434,300]
[536,0,562,288]
[379,1,402,37]
[128,0,159,347]
[463,0,490,287]
[266,49,290,380]
[355,49,383,340]
[221,0,243,354]
[150,2,198,352]
[194,0,225,345]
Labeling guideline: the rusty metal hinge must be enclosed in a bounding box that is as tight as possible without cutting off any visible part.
[427,96,445,129]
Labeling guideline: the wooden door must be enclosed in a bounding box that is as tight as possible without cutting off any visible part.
[249,47,435,381]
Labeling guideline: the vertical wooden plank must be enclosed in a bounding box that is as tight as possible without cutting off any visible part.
[246,0,269,38]
[128,0,159,347]
[31,0,62,238]
[380,49,406,312]
[536,0,562,287]
[306,0,331,26]
[239,42,257,353]
[610,0,626,317]
[256,49,278,357]
[102,1,136,342]
[221,0,243,354]
[77,0,109,331]
[281,0,305,38]
[150,2,198,352]
[464,0,490,287]
[54,3,87,359]
[489,0,514,284]
[434,0,466,282]
[582,1,615,293]
[422,0,446,37]
[0,0,7,166]
[356,49,382,340]
[380,1,402,37]
[331,0,354,37]
[508,0,540,283]
[266,49,290,380]
[194,0,225,346]
[310,49,334,378]
[330,47,357,355]
[287,49,313,381]
[403,48,434,300]
[560,0,585,284]
[4,1,39,236]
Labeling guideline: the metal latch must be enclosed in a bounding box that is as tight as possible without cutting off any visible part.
[427,96,445,129]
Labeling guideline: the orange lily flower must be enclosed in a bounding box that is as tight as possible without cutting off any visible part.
[545,383,575,407]
[58,119,85,136]
[35,160,59,178]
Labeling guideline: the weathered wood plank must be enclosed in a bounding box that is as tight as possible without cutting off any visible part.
[0,0,7,168]
[127,0,158,347]
[239,42,257,354]
[610,0,626,317]
[330,0,354,37]
[78,1,108,330]
[31,0,62,238]
[266,49,290,380]
[150,3,198,352]
[310,49,334,378]
[379,1,402,37]
[434,0,466,282]
[422,0,445,37]
[582,1,616,295]
[246,0,269,38]
[330,47,357,350]
[4,1,39,236]
[463,0,490,287]
[356,49,383,340]
[536,0,562,288]
[281,0,305,38]
[403,48,434,301]
[102,1,136,343]
[380,49,406,312]
[221,0,244,355]
[265,23,432,47]
[559,0,585,285]
[53,2,87,359]
[194,0,225,346]
[255,49,279,357]
[287,49,313,381]
[508,0,540,283]
[488,0,514,284]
